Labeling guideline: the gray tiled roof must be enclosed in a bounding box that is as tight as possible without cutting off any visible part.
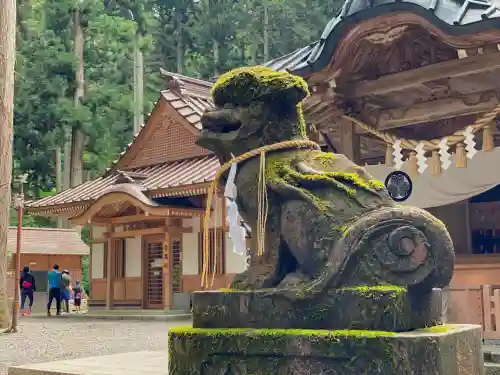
[265,0,500,75]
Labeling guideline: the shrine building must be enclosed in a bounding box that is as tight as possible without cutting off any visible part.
[27,73,248,311]
[27,0,500,334]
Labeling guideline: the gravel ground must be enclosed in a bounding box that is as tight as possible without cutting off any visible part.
[0,319,189,375]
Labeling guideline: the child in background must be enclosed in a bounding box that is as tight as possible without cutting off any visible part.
[73,280,83,313]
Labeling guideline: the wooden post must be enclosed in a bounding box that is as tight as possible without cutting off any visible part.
[340,121,361,164]
[105,225,115,310]
[88,226,93,299]
[163,220,173,311]
[464,200,473,254]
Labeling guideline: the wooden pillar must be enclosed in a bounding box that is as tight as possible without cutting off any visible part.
[340,121,361,164]
[163,220,173,310]
[105,225,115,310]
[88,227,93,299]
[464,200,473,254]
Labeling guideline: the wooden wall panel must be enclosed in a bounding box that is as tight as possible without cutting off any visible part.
[113,279,126,301]
[125,277,142,300]
[91,279,107,300]
[181,274,235,293]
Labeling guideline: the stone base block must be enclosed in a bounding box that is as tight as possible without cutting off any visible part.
[192,287,442,331]
[168,324,483,375]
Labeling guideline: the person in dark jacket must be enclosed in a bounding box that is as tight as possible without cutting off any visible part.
[47,264,62,316]
[20,266,36,316]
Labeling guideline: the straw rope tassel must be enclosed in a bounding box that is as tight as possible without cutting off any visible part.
[408,152,418,178]
[200,139,320,287]
[256,151,269,256]
[385,144,394,167]
[483,124,494,151]
[211,193,219,286]
[455,143,467,168]
[431,151,441,176]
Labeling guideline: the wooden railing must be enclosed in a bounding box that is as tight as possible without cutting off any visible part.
[446,285,500,339]
[481,285,500,339]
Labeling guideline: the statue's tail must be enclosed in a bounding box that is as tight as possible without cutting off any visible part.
[299,206,455,298]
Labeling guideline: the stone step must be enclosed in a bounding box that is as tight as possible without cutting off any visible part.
[485,362,500,375]
[484,346,500,364]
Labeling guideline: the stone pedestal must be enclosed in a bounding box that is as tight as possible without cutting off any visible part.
[192,287,443,331]
[168,289,485,375]
[168,324,484,374]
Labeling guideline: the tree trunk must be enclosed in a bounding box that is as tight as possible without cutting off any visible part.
[176,12,183,74]
[263,0,269,62]
[70,9,85,188]
[213,39,219,77]
[61,133,71,228]
[55,147,63,228]
[133,35,138,135]
[0,0,16,329]
[133,33,143,135]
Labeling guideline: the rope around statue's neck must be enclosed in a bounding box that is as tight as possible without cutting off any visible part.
[201,139,321,287]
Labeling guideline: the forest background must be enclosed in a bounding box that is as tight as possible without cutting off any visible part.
[12,0,343,291]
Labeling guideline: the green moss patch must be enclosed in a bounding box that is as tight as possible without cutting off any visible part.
[169,325,397,338]
[340,285,407,294]
[266,154,385,212]
[421,324,458,333]
[211,66,310,107]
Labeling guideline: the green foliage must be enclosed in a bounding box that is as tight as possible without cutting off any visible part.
[13,0,345,221]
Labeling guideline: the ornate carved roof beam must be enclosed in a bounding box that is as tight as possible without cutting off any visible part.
[358,90,500,130]
[338,48,500,99]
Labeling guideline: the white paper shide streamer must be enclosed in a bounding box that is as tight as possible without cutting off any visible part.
[392,140,403,170]
[438,137,451,170]
[463,125,477,159]
[415,142,427,174]
[224,160,247,256]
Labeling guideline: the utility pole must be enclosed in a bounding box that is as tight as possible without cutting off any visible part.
[4,174,27,334]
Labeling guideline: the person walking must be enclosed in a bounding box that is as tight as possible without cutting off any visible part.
[47,264,62,316]
[60,270,72,314]
[20,266,36,316]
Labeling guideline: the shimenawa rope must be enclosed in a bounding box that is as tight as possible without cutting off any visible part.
[341,102,500,151]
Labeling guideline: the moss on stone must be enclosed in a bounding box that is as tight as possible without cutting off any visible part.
[266,154,385,205]
[211,66,310,107]
[340,285,407,294]
[266,155,375,215]
[210,66,311,139]
[296,102,307,138]
[169,325,397,338]
[266,156,331,213]
[314,152,336,167]
[421,324,457,333]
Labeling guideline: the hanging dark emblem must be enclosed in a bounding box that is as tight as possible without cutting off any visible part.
[384,171,413,202]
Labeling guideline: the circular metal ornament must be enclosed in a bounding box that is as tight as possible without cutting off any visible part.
[384,171,413,202]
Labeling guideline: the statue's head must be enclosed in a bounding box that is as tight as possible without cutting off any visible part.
[196,66,310,162]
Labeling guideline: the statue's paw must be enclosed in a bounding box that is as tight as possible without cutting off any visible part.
[276,272,309,289]
[230,266,277,290]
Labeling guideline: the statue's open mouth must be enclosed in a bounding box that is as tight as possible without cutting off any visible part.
[200,108,242,136]
[203,121,242,134]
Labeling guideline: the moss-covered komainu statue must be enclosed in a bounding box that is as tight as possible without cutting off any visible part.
[196,66,455,296]
[168,67,483,375]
